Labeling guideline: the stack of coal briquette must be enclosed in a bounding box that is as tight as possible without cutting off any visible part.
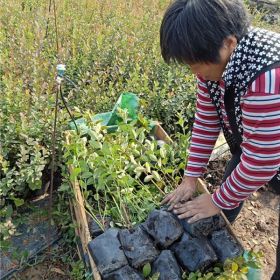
[88,209,243,280]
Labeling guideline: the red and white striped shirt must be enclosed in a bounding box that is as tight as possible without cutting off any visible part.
[185,68,280,209]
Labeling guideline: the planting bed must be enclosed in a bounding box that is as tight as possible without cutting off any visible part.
[87,208,243,279]
[66,122,257,279]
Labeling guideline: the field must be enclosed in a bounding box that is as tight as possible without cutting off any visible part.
[0,0,279,279]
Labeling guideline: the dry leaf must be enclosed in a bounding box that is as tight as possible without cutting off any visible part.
[50,267,66,275]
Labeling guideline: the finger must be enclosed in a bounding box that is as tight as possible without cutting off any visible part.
[181,191,193,202]
[170,194,183,205]
[174,204,200,215]
[173,206,188,215]
[174,200,197,210]
[161,193,173,205]
[167,201,177,211]
[178,209,198,220]
[185,200,198,209]
[167,195,183,210]
[173,203,190,213]
[173,202,184,209]
[188,213,204,223]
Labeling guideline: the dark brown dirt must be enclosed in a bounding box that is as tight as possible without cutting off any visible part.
[232,190,279,280]
[10,242,73,280]
[205,157,280,280]
[11,261,70,280]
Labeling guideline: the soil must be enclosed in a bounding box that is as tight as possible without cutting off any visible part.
[205,156,280,280]
[11,259,70,280]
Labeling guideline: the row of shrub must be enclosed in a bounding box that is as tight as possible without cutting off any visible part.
[0,0,197,227]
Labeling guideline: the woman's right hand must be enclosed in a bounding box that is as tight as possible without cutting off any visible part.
[161,176,198,211]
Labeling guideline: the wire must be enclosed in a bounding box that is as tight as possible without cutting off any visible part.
[48,82,59,253]
[65,75,88,96]
[59,84,79,134]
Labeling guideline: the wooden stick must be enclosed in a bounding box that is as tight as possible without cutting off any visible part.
[197,178,245,247]
[66,134,101,280]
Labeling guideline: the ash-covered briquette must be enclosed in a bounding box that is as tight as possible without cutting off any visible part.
[152,250,182,280]
[142,209,183,248]
[209,228,244,262]
[88,228,128,276]
[118,226,159,268]
[103,265,144,280]
[171,232,218,272]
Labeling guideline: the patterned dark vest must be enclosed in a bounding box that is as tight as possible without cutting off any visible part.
[207,27,280,153]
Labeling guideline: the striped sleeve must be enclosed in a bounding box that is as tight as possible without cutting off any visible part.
[212,68,280,209]
[185,76,221,177]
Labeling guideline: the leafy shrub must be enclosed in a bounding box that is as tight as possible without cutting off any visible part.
[62,112,190,227]
[0,0,196,209]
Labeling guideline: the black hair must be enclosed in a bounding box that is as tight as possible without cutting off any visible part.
[160,0,250,64]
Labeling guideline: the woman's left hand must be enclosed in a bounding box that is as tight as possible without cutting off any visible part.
[173,193,221,223]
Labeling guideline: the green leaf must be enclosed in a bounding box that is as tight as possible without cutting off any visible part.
[139,131,145,144]
[81,171,93,179]
[152,171,161,181]
[13,198,24,207]
[204,272,214,279]
[164,168,174,174]
[149,154,157,161]
[5,205,13,218]
[72,167,81,179]
[87,177,95,185]
[144,175,154,183]
[231,262,238,272]
[214,267,221,273]
[247,261,260,269]
[160,147,166,158]
[240,266,249,274]
[149,272,160,280]
[135,166,146,173]
[0,240,11,251]
[145,162,151,173]
[58,183,70,192]
[143,263,151,277]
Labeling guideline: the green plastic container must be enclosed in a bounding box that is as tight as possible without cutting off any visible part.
[244,251,262,280]
[69,92,139,133]
[108,92,139,125]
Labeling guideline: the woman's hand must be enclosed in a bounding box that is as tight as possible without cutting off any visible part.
[161,176,197,211]
[173,193,221,223]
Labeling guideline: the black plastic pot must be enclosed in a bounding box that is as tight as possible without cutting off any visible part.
[152,250,182,280]
[88,215,111,238]
[118,226,159,268]
[171,232,217,272]
[142,209,183,248]
[103,265,144,280]
[87,228,128,276]
[177,215,226,237]
[209,228,244,262]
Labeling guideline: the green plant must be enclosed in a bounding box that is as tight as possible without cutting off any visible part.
[0,0,196,241]
[183,251,263,280]
[62,112,190,227]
